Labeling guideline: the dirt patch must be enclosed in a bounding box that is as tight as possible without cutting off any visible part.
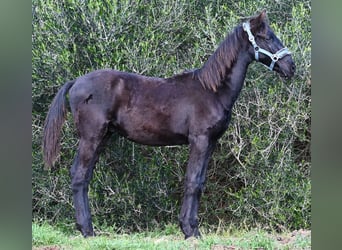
[210,230,311,250]
[32,246,63,250]
[276,229,311,246]
[211,245,239,250]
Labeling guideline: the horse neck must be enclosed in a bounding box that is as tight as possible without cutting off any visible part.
[217,50,253,111]
[196,25,253,110]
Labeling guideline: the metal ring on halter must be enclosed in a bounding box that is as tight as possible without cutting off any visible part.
[254,47,259,61]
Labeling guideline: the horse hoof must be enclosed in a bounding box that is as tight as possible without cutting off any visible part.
[83,231,95,237]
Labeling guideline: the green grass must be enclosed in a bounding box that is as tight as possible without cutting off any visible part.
[32,222,311,249]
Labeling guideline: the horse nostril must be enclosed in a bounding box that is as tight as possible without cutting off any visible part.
[291,62,296,72]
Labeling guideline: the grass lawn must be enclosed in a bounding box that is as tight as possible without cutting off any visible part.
[32,222,311,249]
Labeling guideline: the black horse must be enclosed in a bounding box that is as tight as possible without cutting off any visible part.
[43,10,295,239]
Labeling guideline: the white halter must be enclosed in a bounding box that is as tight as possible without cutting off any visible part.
[242,21,291,71]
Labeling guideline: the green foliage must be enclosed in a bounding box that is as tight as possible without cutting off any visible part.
[32,0,311,233]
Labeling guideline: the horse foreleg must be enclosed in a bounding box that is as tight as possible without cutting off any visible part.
[179,135,215,239]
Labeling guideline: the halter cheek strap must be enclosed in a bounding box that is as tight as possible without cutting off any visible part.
[242,21,291,71]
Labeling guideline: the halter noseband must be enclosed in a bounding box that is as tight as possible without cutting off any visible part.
[242,21,291,71]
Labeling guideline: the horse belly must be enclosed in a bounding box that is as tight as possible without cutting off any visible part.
[113,111,188,146]
[128,129,188,146]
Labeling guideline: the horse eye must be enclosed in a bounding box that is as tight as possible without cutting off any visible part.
[257,34,272,42]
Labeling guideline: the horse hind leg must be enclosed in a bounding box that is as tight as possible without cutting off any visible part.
[70,110,111,237]
[70,142,96,237]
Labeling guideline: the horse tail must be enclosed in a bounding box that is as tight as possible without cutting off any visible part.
[42,80,76,169]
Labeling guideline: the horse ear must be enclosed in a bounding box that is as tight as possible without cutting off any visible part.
[250,9,267,33]
[259,9,267,21]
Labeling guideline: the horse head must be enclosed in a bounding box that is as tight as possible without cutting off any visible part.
[244,10,296,79]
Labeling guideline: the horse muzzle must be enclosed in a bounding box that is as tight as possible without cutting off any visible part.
[278,56,296,80]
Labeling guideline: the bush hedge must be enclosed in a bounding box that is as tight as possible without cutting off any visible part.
[32,0,311,233]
